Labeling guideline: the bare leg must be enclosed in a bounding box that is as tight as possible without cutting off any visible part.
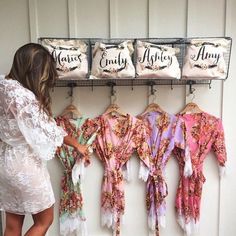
[4,212,25,236]
[24,206,54,236]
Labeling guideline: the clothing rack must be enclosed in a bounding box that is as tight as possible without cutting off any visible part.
[54,79,212,93]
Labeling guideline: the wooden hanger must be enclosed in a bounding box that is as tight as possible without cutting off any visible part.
[179,83,203,114]
[141,82,166,115]
[61,103,82,118]
[141,102,166,115]
[103,82,127,117]
[179,102,203,114]
[103,103,127,117]
[60,83,82,118]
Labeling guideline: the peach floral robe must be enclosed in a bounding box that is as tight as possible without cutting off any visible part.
[91,112,151,236]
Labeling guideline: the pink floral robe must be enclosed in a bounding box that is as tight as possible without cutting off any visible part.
[173,112,227,235]
[138,111,192,236]
[91,112,151,236]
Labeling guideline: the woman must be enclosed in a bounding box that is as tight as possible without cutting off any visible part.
[0,43,87,236]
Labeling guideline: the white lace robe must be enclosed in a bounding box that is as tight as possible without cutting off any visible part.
[0,75,67,215]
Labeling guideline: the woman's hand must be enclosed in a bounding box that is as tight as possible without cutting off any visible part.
[75,143,88,156]
[64,135,88,156]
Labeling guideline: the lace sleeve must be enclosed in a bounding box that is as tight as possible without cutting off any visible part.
[6,80,67,160]
[17,104,67,160]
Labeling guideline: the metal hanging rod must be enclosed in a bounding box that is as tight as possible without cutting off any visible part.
[187,80,196,94]
[146,81,157,95]
[67,82,76,96]
[54,79,212,88]
[106,81,116,96]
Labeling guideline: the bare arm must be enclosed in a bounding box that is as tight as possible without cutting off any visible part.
[64,135,88,156]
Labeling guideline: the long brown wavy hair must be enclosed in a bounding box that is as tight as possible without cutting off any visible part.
[6,43,58,117]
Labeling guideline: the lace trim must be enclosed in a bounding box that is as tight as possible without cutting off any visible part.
[60,214,88,236]
[72,160,86,185]
[139,162,150,181]
[122,160,131,181]
[219,165,226,178]
[101,209,124,229]
[148,202,166,231]
[38,132,65,161]
[177,214,199,236]
[184,146,193,177]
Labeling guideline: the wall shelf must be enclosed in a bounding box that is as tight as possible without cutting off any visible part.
[40,37,232,85]
[40,36,231,91]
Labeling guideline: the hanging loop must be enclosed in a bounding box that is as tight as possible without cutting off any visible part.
[190,90,195,102]
[107,81,117,104]
[209,80,212,89]
[147,81,157,104]
[67,82,76,104]
[187,80,196,102]
[187,80,196,95]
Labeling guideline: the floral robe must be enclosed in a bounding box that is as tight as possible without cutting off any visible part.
[173,112,227,235]
[138,111,191,236]
[91,112,151,236]
[55,116,99,236]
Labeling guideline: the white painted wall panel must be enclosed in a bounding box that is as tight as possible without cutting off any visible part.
[37,0,69,37]
[220,1,236,235]
[76,0,110,37]
[148,0,187,37]
[187,0,225,37]
[148,1,188,235]
[0,0,236,236]
[0,0,30,74]
[116,0,148,38]
[186,1,226,235]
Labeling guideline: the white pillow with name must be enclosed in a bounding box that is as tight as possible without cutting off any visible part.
[182,38,230,80]
[91,41,135,79]
[136,40,181,79]
[41,39,88,80]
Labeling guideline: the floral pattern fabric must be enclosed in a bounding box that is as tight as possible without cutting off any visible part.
[138,111,191,236]
[173,112,227,235]
[55,116,99,236]
[91,113,151,236]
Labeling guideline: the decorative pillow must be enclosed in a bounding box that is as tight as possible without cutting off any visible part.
[41,39,88,80]
[182,38,230,80]
[91,41,135,79]
[136,40,181,79]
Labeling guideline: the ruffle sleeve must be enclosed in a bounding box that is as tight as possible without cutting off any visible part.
[6,80,67,160]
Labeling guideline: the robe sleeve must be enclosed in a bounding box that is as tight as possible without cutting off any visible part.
[212,119,227,177]
[81,118,100,146]
[71,118,100,183]
[174,117,192,177]
[9,86,67,161]
[80,118,100,165]
[134,122,151,181]
[84,117,101,154]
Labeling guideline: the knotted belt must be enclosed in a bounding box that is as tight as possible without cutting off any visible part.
[102,168,125,236]
[146,168,168,236]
